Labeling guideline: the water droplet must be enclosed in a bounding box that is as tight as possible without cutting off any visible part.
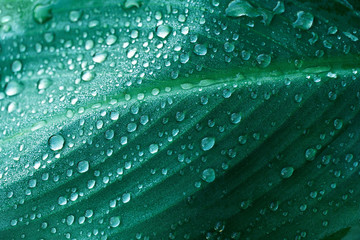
[122,193,131,203]
[305,148,317,161]
[69,10,82,22]
[109,216,121,228]
[201,137,215,151]
[127,48,137,58]
[230,113,242,124]
[127,123,137,132]
[77,161,89,173]
[81,71,95,81]
[334,119,343,130]
[105,130,114,140]
[93,52,108,63]
[5,81,24,96]
[202,168,216,183]
[156,25,172,39]
[33,4,52,24]
[224,42,235,53]
[58,196,67,206]
[110,111,120,121]
[149,144,159,154]
[48,134,65,151]
[37,78,52,90]
[29,179,37,188]
[106,35,117,46]
[11,60,22,72]
[293,11,314,30]
[194,44,207,56]
[225,0,259,18]
[180,53,190,64]
[281,167,294,179]
[256,54,271,68]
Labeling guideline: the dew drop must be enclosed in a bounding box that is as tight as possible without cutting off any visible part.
[106,35,117,46]
[5,81,24,96]
[293,11,314,30]
[58,196,67,206]
[37,78,52,90]
[122,193,131,203]
[281,167,294,179]
[93,52,108,63]
[256,54,271,68]
[81,71,95,81]
[69,10,82,22]
[48,135,65,151]
[109,216,121,228]
[149,144,159,154]
[230,113,242,124]
[194,44,207,56]
[201,137,215,151]
[33,4,52,24]
[305,148,317,161]
[11,60,22,72]
[77,161,89,173]
[156,25,172,39]
[202,168,216,183]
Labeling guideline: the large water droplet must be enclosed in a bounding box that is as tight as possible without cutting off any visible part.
[256,54,271,68]
[156,25,172,39]
[58,196,67,206]
[124,0,143,9]
[194,44,207,56]
[293,11,314,30]
[69,10,82,22]
[202,168,216,183]
[149,144,159,154]
[48,134,65,151]
[109,216,121,227]
[11,60,22,72]
[5,81,24,96]
[201,137,215,151]
[122,193,131,203]
[81,71,95,81]
[77,161,89,173]
[37,78,52,90]
[33,4,53,24]
[281,167,294,179]
[305,148,317,161]
[93,52,108,63]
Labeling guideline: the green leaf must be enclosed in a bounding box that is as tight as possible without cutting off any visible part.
[0,0,359,239]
